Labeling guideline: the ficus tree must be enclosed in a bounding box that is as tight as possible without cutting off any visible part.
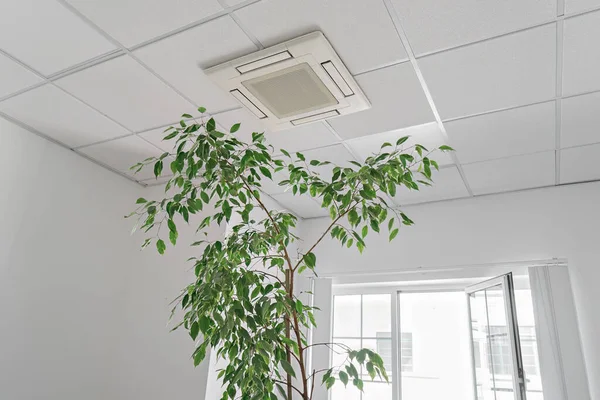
[127,107,452,400]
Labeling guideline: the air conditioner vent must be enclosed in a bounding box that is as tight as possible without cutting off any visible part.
[205,32,370,131]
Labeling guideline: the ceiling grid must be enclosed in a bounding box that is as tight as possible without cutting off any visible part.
[382,0,474,197]
[0,0,599,217]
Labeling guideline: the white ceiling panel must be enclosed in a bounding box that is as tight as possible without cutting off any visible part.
[215,108,339,154]
[391,0,556,56]
[0,53,43,98]
[271,192,327,219]
[78,135,163,181]
[565,0,600,14]
[462,151,555,195]
[55,55,194,132]
[0,0,116,76]
[561,91,600,148]
[258,164,290,195]
[138,126,179,153]
[0,84,130,148]
[233,0,408,75]
[420,24,556,120]
[345,122,454,166]
[563,11,600,96]
[141,174,173,186]
[445,101,556,164]
[391,166,469,205]
[560,143,600,183]
[65,0,223,48]
[328,63,434,140]
[221,0,247,5]
[300,144,358,181]
[134,16,257,112]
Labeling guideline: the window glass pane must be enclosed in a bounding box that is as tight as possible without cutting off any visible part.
[362,294,391,337]
[331,381,361,400]
[400,292,472,400]
[331,338,361,373]
[362,382,392,400]
[362,338,393,381]
[333,295,361,337]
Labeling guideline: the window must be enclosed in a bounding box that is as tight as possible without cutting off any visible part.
[400,332,413,372]
[331,294,392,400]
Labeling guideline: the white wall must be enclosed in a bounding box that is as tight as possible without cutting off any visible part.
[302,181,600,399]
[0,117,222,399]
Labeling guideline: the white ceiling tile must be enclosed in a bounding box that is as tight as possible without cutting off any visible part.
[560,144,600,183]
[301,144,358,180]
[462,151,555,195]
[221,0,247,5]
[445,102,556,164]
[0,53,43,98]
[0,84,130,148]
[271,192,327,219]
[419,24,556,120]
[563,11,600,96]
[391,0,556,56]
[561,91,600,148]
[233,0,408,74]
[0,0,116,75]
[55,55,194,132]
[141,174,173,186]
[565,0,600,14]
[215,108,340,154]
[78,135,163,180]
[134,16,257,112]
[65,0,223,48]
[345,122,454,166]
[328,63,434,139]
[138,126,180,153]
[391,166,469,205]
[258,165,290,196]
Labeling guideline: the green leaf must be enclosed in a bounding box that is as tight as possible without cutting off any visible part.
[190,321,199,340]
[181,113,193,118]
[193,345,206,366]
[136,197,147,204]
[353,378,364,391]
[295,299,303,313]
[366,362,376,379]
[396,136,410,146]
[259,166,272,179]
[304,252,316,269]
[163,131,179,140]
[169,230,178,245]
[325,376,335,389]
[230,123,241,133]
[339,371,349,386]
[439,145,454,151]
[198,315,210,333]
[156,239,166,255]
[153,160,163,178]
[280,359,296,378]
[197,106,206,113]
[361,225,368,238]
[389,228,399,241]
[206,118,216,132]
[167,219,177,233]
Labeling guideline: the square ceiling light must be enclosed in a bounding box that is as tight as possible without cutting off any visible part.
[205,32,370,131]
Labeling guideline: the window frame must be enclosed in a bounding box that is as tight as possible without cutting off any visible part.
[331,285,468,400]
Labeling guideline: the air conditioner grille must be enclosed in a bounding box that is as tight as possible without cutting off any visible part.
[242,63,338,119]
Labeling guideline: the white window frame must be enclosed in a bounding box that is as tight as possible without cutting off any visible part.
[319,261,590,400]
[331,284,468,400]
